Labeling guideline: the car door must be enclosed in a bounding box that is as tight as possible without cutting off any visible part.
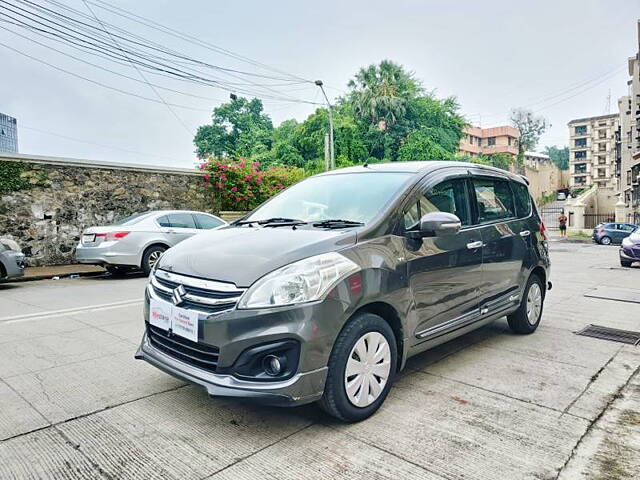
[470,174,524,313]
[402,174,482,341]
[161,213,199,245]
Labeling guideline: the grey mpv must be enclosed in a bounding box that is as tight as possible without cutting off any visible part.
[136,162,551,421]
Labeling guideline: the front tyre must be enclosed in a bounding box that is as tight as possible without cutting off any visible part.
[600,236,612,245]
[507,274,544,334]
[319,312,397,422]
[621,259,633,268]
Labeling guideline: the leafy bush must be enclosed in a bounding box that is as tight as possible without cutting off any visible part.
[0,161,28,194]
[200,156,305,211]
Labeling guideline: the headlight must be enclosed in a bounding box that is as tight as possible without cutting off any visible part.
[237,252,360,309]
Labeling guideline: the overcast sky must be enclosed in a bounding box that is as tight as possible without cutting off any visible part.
[1,0,639,168]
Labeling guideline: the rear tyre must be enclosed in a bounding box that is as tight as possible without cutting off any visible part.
[142,245,166,276]
[319,312,397,422]
[600,236,612,245]
[620,259,633,268]
[507,274,544,335]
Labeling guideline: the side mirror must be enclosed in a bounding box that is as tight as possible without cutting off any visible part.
[419,212,461,237]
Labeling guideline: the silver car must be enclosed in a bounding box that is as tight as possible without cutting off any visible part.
[75,210,227,275]
[0,238,26,280]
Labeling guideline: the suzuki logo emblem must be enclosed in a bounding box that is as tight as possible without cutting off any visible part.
[172,285,187,306]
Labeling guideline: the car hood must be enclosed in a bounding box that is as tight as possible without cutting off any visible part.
[156,226,357,287]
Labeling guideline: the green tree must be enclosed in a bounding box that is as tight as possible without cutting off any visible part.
[543,145,569,170]
[510,108,547,163]
[194,97,273,158]
[347,60,421,128]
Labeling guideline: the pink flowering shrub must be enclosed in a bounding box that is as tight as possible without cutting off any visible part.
[199,156,305,211]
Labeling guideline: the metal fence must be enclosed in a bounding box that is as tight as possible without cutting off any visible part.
[540,206,563,230]
[584,213,615,229]
[627,212,640,225]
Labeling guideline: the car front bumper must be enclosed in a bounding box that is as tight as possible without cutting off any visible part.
[0,251,26,279]
[75,242,140,267]
[134,284,347,406]
[620,247,639,262]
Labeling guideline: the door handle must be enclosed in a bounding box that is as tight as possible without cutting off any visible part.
[520,230,531,237]
[466,240,484,250]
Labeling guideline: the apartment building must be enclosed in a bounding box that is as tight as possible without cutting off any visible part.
[568,113,619,189]
[616,21,640,221]
[458,125,519,158]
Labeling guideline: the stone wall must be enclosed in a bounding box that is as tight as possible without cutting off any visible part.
[0,153,209,266]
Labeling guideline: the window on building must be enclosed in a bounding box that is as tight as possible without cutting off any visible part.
[574,176,587,185]
[575,151,586,159]
[508,137,512,146]
[598,129,607,139]
[598,143,606,152]
[575,125,587,135]
[598,169,606,178]
[575,138,587,148]
[487,137,496,146]
[574,163,587,174]
[598,156,606,165]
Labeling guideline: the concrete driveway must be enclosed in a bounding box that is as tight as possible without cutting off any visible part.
[1,242,638,479]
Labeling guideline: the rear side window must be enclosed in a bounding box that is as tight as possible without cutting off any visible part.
[194,214,224,230]
[472,177,515,223]
[166,213,197,229]
[157,215,171,227]
[511,181,532,218]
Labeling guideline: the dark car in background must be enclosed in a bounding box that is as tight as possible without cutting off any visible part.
[592,222,638,245]
[0,238,26,281]
[136,161,551,422]
[620,231,640,267]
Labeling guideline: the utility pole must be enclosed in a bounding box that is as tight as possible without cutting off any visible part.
[324,134,330,172]
[315,80,335,169]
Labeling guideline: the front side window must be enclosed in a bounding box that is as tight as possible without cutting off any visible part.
[245,172,413,225]
[511,181,532,218]
[403,179,471,229]
[473,177,515,223]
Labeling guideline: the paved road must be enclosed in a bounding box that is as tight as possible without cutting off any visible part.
[1,243,639,479]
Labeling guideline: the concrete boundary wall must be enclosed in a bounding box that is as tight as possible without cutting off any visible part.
[0,153,208,266]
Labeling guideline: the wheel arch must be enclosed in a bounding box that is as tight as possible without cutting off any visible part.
[529,266,547,296]
[139,242,171,268]
[352,301,405,372]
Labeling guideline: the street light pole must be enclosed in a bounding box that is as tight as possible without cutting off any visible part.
[315,80,335,170]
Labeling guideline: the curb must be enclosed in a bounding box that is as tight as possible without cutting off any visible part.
[4,269,106,283]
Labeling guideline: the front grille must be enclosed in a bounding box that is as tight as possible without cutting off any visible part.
[147,324,220,372]
[151,269,245,314]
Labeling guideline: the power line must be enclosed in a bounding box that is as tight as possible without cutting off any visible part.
[21,124,187,163]
[80,0,193,135]
[0,40,211,111]
[1,0,322,104]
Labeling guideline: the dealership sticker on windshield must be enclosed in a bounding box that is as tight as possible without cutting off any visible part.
[148,297,199,342]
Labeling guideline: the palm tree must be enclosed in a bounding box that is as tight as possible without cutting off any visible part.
[347,60,421,129]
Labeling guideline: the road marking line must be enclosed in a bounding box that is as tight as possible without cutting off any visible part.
[0,299,143,323]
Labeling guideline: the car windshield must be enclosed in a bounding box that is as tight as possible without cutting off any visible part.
[244,172,413,225]
[111,212,152,226]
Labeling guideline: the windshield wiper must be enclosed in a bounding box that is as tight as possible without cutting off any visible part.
[312,219,365,229]
[234,217,307,227]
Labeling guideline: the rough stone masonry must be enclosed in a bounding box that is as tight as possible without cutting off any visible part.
[0,153,209,266]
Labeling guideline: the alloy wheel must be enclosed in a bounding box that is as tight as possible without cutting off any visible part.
[526,282,542,325]
[344,331,391,407]
[148,250,163,269]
